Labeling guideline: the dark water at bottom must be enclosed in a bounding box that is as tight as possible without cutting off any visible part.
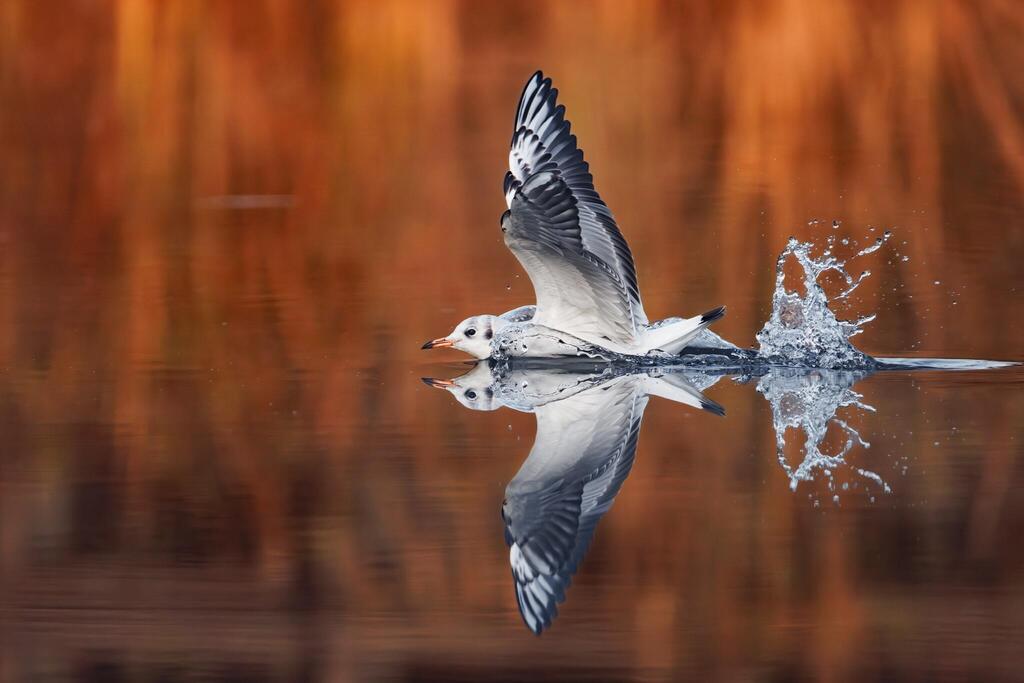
[1,355,1021,682]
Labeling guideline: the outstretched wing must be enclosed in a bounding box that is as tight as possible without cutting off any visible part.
[501,71,647,345]
[502,380,646,634]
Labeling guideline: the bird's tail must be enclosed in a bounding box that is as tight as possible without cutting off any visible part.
[641,306,726,355]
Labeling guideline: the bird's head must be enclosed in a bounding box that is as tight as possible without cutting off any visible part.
[421,362,500,411]
[422,315,507,359]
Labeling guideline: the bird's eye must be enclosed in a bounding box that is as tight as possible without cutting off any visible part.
[465,328,476,337]
[465,390,477,400]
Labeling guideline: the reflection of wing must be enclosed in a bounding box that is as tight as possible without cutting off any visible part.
[502,379,645,634]
[502,72,646,346]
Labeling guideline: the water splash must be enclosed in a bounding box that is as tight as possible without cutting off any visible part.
[756,368,890,498]
[755,231,892,369]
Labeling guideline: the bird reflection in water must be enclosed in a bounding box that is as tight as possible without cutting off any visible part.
[425,361,899,633]
[424,361,723,633]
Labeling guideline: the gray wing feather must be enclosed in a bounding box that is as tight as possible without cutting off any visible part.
[500,305,536,323]
[502,71,647,343]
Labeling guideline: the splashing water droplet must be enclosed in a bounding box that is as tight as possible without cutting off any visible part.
[755,228,891,369]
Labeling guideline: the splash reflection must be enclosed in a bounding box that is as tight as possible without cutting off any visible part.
[751,368,889,498]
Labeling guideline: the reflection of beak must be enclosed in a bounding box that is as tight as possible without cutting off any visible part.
[421,377,455,389]
[422,337,453,350]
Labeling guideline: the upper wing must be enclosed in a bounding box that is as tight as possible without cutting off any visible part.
[500,305,536,323]
[502,379,646,633]
[501,71,647,345]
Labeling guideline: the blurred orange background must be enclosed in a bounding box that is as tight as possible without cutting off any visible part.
[0,1,1022,681]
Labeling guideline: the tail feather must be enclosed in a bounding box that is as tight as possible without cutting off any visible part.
[700,305,726,325]
[641,306,726,355]
[642,374,725,416]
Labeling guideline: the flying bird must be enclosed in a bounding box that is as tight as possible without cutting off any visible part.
[423,71,724,360]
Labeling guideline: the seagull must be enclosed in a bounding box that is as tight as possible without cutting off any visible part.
[423,71,725,361]
[423,361,724,633]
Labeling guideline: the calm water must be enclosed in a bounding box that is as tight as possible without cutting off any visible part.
[1,2,1023,682]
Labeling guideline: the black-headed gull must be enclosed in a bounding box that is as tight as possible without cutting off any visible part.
[424,72,724,360]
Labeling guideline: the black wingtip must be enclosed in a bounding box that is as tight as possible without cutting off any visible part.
[700,305,726,325]
[702,398,726,417]
[533,71,554,93]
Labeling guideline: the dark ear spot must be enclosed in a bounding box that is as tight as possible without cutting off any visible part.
[485,330,493,340]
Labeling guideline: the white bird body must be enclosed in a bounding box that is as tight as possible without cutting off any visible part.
[423,71,724,360]
[491,310,724,360]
